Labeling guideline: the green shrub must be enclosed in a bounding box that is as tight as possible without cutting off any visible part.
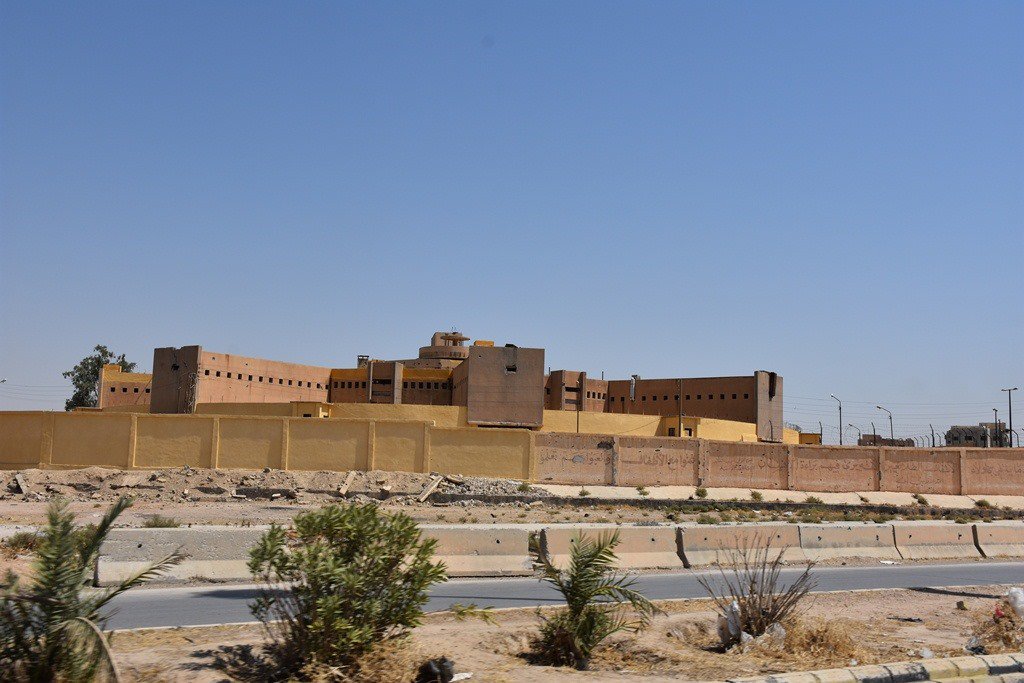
[1,532,40,556]
[975,499,992,509]
[805,496,824,505]
[578,488,591,498]
[636,485,649,497]
[695,486,708,499]
[142,514,180,528]
[0,497,181,681]
[750,491,763,502]
[517,481,532,493]
[533,531,656,669]
[696,513,719,525]
[248,503,447,678]
[912,493,929,506]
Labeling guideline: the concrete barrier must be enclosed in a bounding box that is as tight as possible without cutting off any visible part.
[797,524,900,562]
[892,522,981,560]
[419,526,533,576]
[541,526,682,569]
[972,522,1024,558]
[96,526,266,586]
[679,524,804,567]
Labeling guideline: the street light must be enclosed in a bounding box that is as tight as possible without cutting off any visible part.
[993,408,1000,447]
[847,424,862,442]
[877,405,894,441]
[1003,388,1018,448]
[830,394,843,445]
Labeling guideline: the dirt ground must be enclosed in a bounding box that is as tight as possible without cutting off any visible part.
[109,586,1019,682]
[0,466,1008,529]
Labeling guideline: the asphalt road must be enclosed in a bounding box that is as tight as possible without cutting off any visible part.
[104,561,1024,631]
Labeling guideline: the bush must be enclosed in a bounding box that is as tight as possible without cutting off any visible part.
[695,486,708,499]
[248,503,447,678]
[578,487,591,498]
[636,485,649,497]
[697,535,816,645]
[517,481,532,493]
[976,499,993,509]
[805,496,824,505]
[696,513,719,525]
[912,493,929,506]
[0,497,181,681]
[533,531,656,669]
[142,514,180,528]
[750,491,763,502]
[1,532,39,557]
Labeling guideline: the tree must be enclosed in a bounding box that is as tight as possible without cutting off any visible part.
[62,345,137,411]
[0,497,182,681]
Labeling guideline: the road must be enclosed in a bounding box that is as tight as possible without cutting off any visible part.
[105,561,1024,631]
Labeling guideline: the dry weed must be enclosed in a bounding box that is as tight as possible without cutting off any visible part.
[970,599,1024,653]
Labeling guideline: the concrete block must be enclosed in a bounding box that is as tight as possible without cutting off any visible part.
[880,662,929,682]
[917,658,960,681]
[973,522,1024,558]
[891,522,981,560]
[679,524,804,567]
[420,526,533,576]
[847,664,893,682]
[96,526,266,586]
[812,669,858,683]
[798,524,900,562]
[979,654,1024,675]
[947,656,990,678]
[541,526,682,570]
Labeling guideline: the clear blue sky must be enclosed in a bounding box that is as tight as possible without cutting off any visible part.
[1,2,1022,442]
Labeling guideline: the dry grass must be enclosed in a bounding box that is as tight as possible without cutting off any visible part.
[300,638,422,682]
[970,599,1024,653]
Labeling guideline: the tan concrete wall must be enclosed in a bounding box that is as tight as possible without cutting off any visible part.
[617,436,699,486]
[0,411,1020,496]
[704,441,789,489]
[534,433,614,485]
[881,448,961,494]
[961,449,1024,496]
[429,427,532,479]
[791,446,879,492]
[0,412,46,467]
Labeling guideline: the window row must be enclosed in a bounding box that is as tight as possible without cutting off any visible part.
[611,392,750,403]
[110,387,151,393]
[204,369,324,390]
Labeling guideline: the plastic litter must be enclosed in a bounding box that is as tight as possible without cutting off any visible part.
[716,600,744,646]
[1007,587,1024,619]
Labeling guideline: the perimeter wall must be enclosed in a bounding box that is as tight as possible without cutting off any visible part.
[0,411,1021,495]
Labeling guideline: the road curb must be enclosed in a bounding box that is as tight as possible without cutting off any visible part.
[726,654,1024,682]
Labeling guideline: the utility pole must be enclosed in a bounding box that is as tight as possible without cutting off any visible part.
[930,424,935,448]
[993,408,1000,447]
[576,373,583,434]
[1003,388,1018,448]
[677,378,683,438]
[818,421,823,444]
[871,421,877,446]
[830,394,842,445]
[877,405,893,441]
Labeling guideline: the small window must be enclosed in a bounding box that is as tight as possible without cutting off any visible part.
[279,379,284,385]
[204,369,210,376]
[249,375,254,381]
[505,364,517,373]
[133,387,139,393]
[361,381,366,388]
[732,393,737,399]
[287,379,292,386]
[697,394,701,400]
[620,396,624,402]
[663,395,668,401]
[674,394,679,400]
[668,427,676,436]
[215,371,221,377]
[306,381,311,388]
[302,413,312,418]
[419,382,424,389]
[110,387,115,392]
[685,395,690,400]
[641,395,646,401]
[122,387,127,393]
[720,394,725,400]
[685,428,693,437]
[145,388,150,393]
[545,387,550,394]
[744,393,749,399]
[653,396,657,401]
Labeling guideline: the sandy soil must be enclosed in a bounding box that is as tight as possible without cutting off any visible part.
[1,466,1009,530]
[109,586,1019,682]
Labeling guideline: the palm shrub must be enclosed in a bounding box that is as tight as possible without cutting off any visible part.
[0,496,182,682]
[248,503,447,678]
[697,534,816,645]
[534,531,657,670]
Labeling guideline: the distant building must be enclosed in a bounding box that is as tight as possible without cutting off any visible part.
[98,330,785,439]
[857,434,915,447]
[946,422,1007,448]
